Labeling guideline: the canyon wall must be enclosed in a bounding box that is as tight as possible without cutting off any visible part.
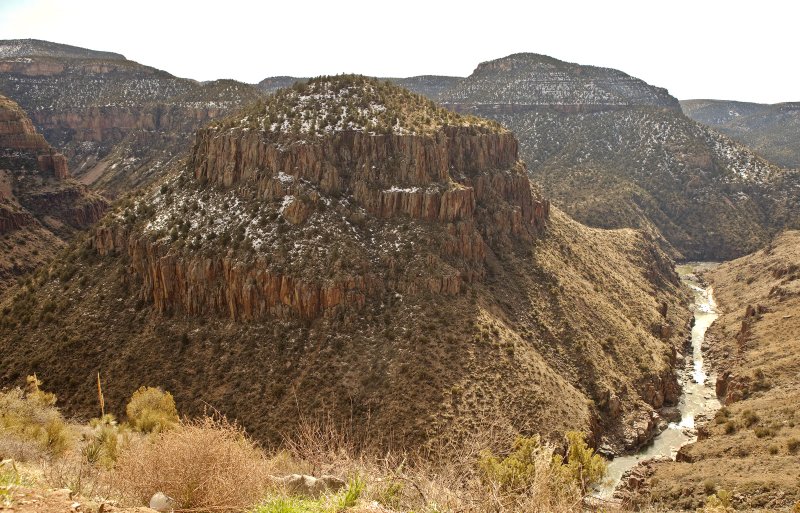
[93,125,549,320]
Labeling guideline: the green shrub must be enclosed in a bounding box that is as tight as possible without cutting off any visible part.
[334,476,364,510]
[479,435,545,492]
[250,475,364,513]
[699,488,734,512]
[125,387,179,433]
[482,433,606,493]
[0,375,69,459]
[553,431,607,493]
[0,459,22,506]
[83,416,124,468]
[250,497,319,513]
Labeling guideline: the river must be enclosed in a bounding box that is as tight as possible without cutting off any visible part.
[596,263,721,498]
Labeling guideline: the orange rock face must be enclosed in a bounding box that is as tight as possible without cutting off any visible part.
[95,123,549,320]
[0,95,50,150]
[37,151,70,179]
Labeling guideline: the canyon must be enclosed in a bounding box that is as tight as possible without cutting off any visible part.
[0,36,798,512]
[0,77,690,457]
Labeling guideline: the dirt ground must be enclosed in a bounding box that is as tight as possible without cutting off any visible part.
[1,485,156,513]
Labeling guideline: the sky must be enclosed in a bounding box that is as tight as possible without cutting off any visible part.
[0,0,797,103]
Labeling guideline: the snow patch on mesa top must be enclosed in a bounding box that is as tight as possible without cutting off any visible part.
[219,75,505,138]
[0,39,126,61]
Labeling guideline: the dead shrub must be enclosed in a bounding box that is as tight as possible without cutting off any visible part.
[113,415,267,512]
[282,414,362,476]
[0,435,46,463]
[43,451,115,499]
[277,415,586,513]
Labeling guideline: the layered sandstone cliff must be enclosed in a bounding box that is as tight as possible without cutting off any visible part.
[0,40,265,196]
[92,76,549,320]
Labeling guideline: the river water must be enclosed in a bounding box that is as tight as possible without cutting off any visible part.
[596,263,720,498]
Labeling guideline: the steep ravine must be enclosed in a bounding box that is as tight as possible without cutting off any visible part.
[597,263,721,499]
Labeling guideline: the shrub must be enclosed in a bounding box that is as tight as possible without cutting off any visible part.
[698,488,734,513]
[554,431,607,493]
[114,416,267,512]
[479,436,544,492]
[83,416,125,468]
[0,376,69,459]
[334,476,365,510]
[477,434,586,510]
[125,387,179,433]
[1,459,20,498]
[788,437,800,454]
[714,407,730,424]
[250,476,365,513]
[742,409,759,427]
[754,426,776,438]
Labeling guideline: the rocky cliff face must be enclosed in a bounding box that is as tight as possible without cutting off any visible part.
[0,93,107,290]
[439,54,800,260]
[93,77,548,320]
[0,40,265,197]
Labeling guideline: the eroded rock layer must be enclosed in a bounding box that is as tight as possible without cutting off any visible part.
[0,93,107,290]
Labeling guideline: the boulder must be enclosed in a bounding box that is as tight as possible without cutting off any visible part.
[149,492,176,512]
[272,474,346,497]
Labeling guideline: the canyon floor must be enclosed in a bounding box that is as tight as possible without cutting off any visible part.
[632,231,800,511]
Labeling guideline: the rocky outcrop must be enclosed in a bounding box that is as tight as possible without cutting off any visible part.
[0,95,49,150]
[191,127,520,190]
[0,204,35,234]
[270,474,346,497]
[21,186,106,228]
[93,216,470,320]
[1,94,71,179]
[191,126,548,257]
[37,151,69,179]
[444,53,680,109]
[92,79,549,321]
[29,105,234,147]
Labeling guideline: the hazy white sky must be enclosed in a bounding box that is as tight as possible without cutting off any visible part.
[1,0,797,103]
